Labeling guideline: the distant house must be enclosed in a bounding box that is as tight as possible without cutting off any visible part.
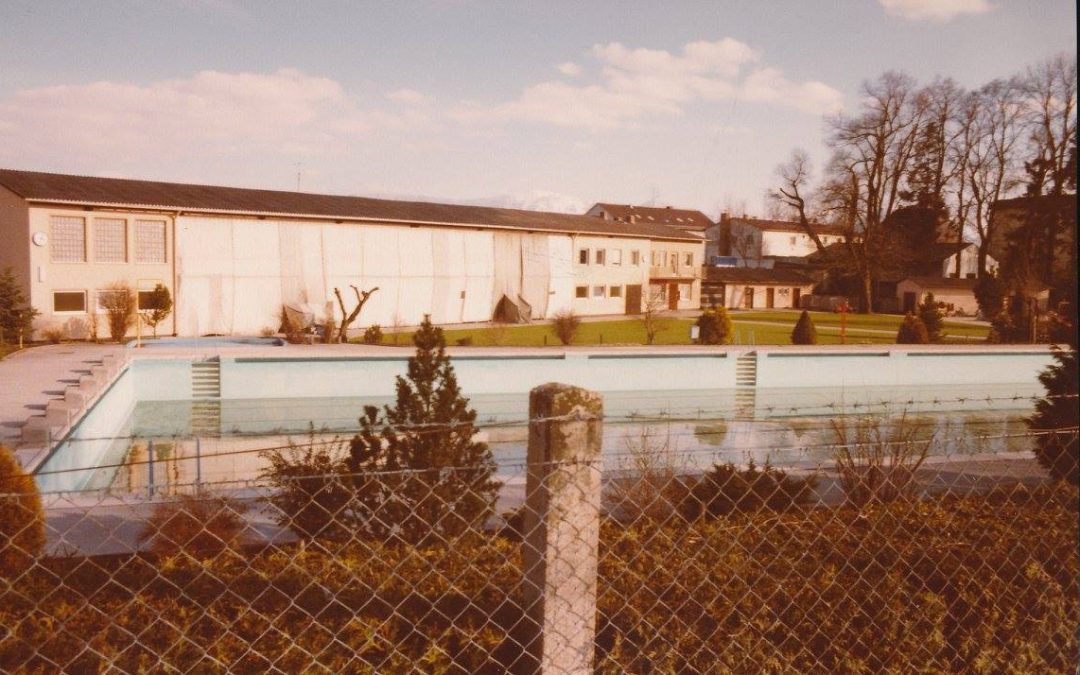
[989,193,1076,304]
[586,203,713,236]
[710,214,848,260]
[700,267,815,310]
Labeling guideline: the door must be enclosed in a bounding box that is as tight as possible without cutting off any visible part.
[668,282,679,310]
[625,284,642,314]
[744,286,754,309]
[903,292,917,313]
[792,287,801,309]
[765,287,775,309]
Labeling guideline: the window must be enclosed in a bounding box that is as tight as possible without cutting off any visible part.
[53,291,86,313]
[50,216,86,262]
[609,285,623,298]
[684,252,693,266]
[679,284,692,301]
[592,285,605,298]
[669,251,677,270]
[96,289,129,313]
[789,236,797,246]
[611,249,623,265]
[578,249,590,265]
[631,250,641,266]
[94,218,127,263]
[135,220,167,263]
[575,286,588,298]
[595,249,606,265]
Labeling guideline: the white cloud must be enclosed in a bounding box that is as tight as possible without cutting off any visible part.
[556,62,583,77]
[879,0,992,22]
[0,69,428,168]
[454,38,842,129]
[386,88,433,104]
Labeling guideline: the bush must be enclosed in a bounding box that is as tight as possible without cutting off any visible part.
[361,324,383,345]
[917,292,945,342]
[260,433,355,543]
[278,306,305,344]
[679,460,816,520]
[139,284,172,338]
[1029,347,1078,484]
[0,445,45,578]
[456,336,474,346]
[831,413,932,506]
[0,267,37,345]
[100,282,136,342]
[790,310,818,345]
[607,427,687,523]
[137,494,247,559]
[896,312,929,344]
[695,307,732,345]
[551,309,580,345]
[348,316,500,545]
[41,327,65,344]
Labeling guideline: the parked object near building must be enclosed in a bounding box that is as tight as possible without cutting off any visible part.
[700,266,814,310]
[0,170,703,338]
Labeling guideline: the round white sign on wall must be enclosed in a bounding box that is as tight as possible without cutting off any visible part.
[32,231,48,247]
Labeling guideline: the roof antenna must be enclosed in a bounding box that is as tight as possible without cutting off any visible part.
[648,185,659,206]
[295,162,302,191]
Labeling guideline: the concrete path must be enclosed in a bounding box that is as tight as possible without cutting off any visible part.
[0,343,124,445]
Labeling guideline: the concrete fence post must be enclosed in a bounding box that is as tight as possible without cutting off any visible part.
[523,383,603,674]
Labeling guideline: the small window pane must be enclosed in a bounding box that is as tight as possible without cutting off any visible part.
[578,249,589,264]
[592,286,605,298]
[684,253,693,266]
[94,218,127,262]
[53,291,86,313]
[50,216,86,262]
[610,285,623,298]
[595,249,606,265]
[575,286,588,298]
[611,249,623,265]
[631,250,641,266]
[136,220,167,263]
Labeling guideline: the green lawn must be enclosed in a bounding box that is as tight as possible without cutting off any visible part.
[359,309,988,347]
[0,344,20,360]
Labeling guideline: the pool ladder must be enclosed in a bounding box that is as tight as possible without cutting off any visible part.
[735,351,758,419]
[191,359,221,436]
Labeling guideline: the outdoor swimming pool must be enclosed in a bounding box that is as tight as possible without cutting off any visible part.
[34,346,1056,493]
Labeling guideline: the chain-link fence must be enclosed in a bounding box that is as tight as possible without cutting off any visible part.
[1,385,1077,672]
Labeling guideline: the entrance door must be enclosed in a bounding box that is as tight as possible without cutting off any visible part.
[625,284,642,314]
[765,287,775,309]
[667,282,679,310]
[792,287,801,309]
[903,292,917,313]
[744,286,754,309]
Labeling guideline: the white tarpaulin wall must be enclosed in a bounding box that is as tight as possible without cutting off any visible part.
[177,216,505,335]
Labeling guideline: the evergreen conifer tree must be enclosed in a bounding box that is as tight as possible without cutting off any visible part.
[349,315,499,544]
[896,313,930,344]
[0,267,36,344]
[917,292,945,342]
[791,310,818,345]
[1029,346,1078,483]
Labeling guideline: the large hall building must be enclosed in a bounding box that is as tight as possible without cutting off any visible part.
[0,169,703,339]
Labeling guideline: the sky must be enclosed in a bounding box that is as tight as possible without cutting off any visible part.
[0,0,1074,218]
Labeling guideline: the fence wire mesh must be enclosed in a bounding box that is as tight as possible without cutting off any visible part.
[1,416,1077,672]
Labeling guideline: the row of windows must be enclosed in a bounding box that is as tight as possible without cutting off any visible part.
[574,283,694,300]
[786,234,838,246]
[50,216,168,264]
[53,288,162,314]
[576,248,695,268]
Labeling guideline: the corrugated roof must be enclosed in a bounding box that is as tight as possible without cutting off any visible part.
[591,203,713,230]
[0,169,700,242]
[703,266,815,285]
[730,217,848,237]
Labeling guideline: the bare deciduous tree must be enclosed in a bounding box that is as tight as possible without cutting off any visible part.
[334,286,379,343]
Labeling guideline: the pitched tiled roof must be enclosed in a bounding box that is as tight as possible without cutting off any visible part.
[0,169,701,242]
[703,266,815,285]
[590,203,713,230]
[898,276,979,291]
[730,217,848,237]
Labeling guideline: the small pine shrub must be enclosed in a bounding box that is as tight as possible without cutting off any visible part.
[0,445,45,578]
[362,324,384,345]
[695,307,732,345]
[456,336,474,346]
[551,309,580,345]
[679,461,816,520]
[138,494,247,559]
[1029,347,1079,484]
[896,312,929,344]
[790,310,818,345]
[260,433,354,543]
[917,292,946,342]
